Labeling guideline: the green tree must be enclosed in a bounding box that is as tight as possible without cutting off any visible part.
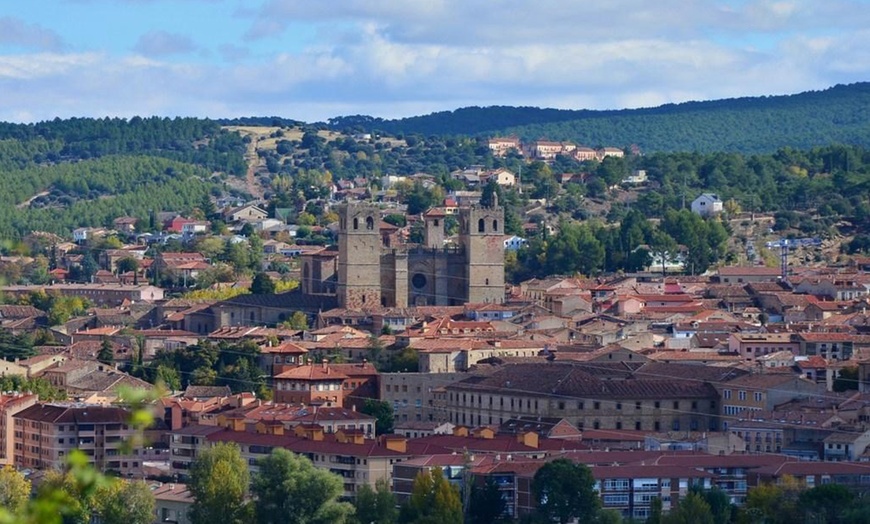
[155,364,182,391]
[797,483,854,523]
[0,465,31,514]
[252,448,353,524]
[189,442,251,524]
[94,479,155,524]
[531,459,599,524]
[468,477,506,524]
[401,467,462,524]
[115,256,139,276]
[649,229,679,276]
[361,399,394,435]
[97,337,114,365]
[693,486,730,524]
[250,272,276,295]
[353,478,398,524]
[647,496,663,524]
[833,366,859,392]
[663,492,713,524]
[37,468,94,524]
[745,476,803,524]
[283,311,309,330]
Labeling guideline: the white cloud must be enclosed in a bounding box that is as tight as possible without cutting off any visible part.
[133,31,198,56]
[3,0,870,122]
[0,17,67,51]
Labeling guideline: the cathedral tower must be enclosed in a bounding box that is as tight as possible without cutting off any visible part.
[459,199,505,304]
[337,202,382,308]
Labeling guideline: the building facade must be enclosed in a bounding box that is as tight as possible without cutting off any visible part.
[328,201,505,308]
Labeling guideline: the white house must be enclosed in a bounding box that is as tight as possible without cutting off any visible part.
[503,235,528,251]
[691,193,723,217]
[482,168,517,187]
[622,170,648,185]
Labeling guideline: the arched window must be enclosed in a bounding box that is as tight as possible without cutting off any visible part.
[366,216,374,230]
[353,217,359,230]
[485,278,490,285]
[492,219,498,231]
[478,218,485,232]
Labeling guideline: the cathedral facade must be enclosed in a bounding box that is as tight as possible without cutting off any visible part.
[302,200,505,309]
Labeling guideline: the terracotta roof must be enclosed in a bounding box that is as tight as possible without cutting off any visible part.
[274,364,348,381]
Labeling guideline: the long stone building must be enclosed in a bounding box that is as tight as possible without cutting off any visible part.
[440,362,743,432]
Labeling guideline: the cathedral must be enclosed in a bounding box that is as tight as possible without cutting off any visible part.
[300,199,505,308]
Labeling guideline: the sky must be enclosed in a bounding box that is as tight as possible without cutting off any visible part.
[1,0,870,123]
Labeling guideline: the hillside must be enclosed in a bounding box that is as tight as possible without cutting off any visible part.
[327,83,870,153]
[0,117,248,238]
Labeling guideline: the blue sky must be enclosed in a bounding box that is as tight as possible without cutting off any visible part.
[1,0,869,122]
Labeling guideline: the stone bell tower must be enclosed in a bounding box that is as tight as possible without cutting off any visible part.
[337,202,382,308]
[459,197,505,304]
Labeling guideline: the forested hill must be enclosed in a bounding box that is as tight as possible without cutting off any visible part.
[327,83,870,153]
[0,117,248,238]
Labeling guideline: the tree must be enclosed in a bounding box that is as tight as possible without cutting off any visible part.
[692,486,730,524]
[97,337,114,365]
[94,479,155,524]
[354,478,398,524]
[833,366,859,392]
[649,229,678,276]
[797,483,854,523]
[116,256,139,278]
[745,476,803,524]
[189,442,251,524]
[0,465,31,514]
[647,496,663,524]
[361,399,394,435]
[531,459,599,524]
[401,467,463,524]
[155,364,182,391]
[283,311,308,330]
[663,492,713,524]
[250,272,276,295]
[468,477,506,524]
[252,448,353,524]
[38,468,94,524]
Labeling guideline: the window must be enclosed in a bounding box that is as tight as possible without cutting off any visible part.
[616,402,622,410]
[673,401,679,410]
[724,390,732,400]
[478,219,485,232]
[636,401,641,410]
[366,216,374,230]
[578,401,584,410]
[738,391,747,401]
[654,401,661,409]
[754,392,763,402]
[594,402,600,410]
[353,217,359,230]
[492,219,498,231]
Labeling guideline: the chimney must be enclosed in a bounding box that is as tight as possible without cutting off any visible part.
[322,358,329,372]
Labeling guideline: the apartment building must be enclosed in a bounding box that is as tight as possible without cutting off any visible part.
[13,403,140,473]
[0,393,38,465]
